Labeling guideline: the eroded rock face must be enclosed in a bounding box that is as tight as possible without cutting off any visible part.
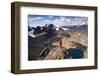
[39,43,87,60]
[39,29,87,60]
[44,47,66,60]
[28,25,88,60]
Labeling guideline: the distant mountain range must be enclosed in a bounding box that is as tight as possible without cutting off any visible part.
[28,24,88,32]
[61,24,88,30]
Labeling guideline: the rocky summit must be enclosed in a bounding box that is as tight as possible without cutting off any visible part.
[28,24,88,60]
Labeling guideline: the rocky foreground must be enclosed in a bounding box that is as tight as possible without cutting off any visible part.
[28,25,88,60]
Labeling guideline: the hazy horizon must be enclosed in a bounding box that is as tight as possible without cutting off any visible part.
[28,15,88,28]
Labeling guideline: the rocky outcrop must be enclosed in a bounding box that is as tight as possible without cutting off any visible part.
[28,24,88,60]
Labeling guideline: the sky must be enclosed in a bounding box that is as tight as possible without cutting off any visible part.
[28,15,88,28]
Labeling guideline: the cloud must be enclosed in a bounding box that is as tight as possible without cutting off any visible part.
[52,17,72,27]
[29,17,44,22]
[29,19,51,27]
[28,16,88,27]
[64,17,88,26]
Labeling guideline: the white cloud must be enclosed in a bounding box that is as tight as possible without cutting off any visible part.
[50,17,67,27]
[29,16,88,28]
[29,19,50,27]
[29,17,44,22]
